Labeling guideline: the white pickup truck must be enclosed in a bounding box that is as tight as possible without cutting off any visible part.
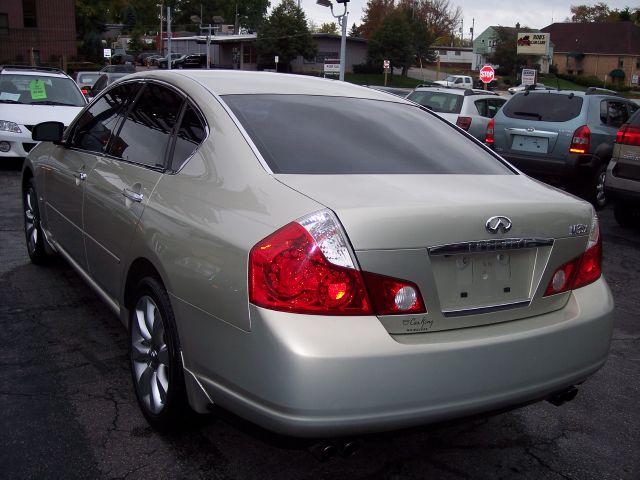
[433,75,473,89]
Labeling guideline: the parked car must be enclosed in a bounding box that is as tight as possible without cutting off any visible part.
[137,51,160,66]
[473,79,499,91]
[101,64,136,73]
[0,65,86,160]
[23,70,613,438]
[111,53,135,66]
[146,55,164,67]
[86,72,129,100]
[172,53,208,69]
[433,75,473,89]
[487,87,639,208]
[407,85,507,140]
[158,53,185,69]
[604,109,640,227]
[74,71,102,96]
[508,82,549,95]
[365,85,412,98]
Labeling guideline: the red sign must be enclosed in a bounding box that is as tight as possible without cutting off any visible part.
[479,65,495,83]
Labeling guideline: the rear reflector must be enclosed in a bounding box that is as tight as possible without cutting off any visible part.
[569,125,590,154]
[485,118,494,144]
[545,213,602,296]
[249,209,426,315]
[456,116,472,131]
[616,124,640,146]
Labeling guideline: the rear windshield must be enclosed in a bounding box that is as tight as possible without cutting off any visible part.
[222,94,513,175]
[502,92,584,122]
[406,90,463,114]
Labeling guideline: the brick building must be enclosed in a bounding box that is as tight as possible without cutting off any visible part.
[0,0,76,65]
[541,22,640,87]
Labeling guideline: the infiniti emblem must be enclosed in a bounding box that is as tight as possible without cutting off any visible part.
[526,127,535,132]
[486,216,512,234]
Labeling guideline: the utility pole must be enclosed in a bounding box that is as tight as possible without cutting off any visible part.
[167,6,172,69]
[159,3,163,55]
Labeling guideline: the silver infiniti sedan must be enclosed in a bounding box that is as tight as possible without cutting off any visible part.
[22,71,614,437]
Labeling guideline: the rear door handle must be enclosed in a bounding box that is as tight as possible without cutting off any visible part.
[122,189,143,203]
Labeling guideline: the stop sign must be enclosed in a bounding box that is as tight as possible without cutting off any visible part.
[479,65,495,84]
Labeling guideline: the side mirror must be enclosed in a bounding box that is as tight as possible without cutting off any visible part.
[32,122,64,142]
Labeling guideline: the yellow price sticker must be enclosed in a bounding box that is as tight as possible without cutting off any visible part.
[29,80,47,100]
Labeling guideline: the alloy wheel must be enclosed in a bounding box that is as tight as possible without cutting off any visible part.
[131,295,170,415]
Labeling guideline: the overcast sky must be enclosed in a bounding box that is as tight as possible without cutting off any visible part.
[299,0,638,40]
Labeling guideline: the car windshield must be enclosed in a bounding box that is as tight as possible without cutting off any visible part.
[222,94,513,175]
[406,90,464,114]
[0,74,86,106]
[444,76,456,82]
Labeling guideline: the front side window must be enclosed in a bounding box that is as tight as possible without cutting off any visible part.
[108,83,184,168]
[407,90,464,114]
[69,83,140,154]
[223,95,513,175]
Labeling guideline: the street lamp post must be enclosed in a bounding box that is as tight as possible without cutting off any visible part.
[191,15,212,69]
[316,0,349,81]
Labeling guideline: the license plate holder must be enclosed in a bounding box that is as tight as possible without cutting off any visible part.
[511,135,549,153]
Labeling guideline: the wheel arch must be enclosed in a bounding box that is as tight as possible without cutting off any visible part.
[123,257,168,313]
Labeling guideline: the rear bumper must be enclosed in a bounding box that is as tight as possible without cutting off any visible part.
[178,279,614,438]
[499,151,598,181]
[605,161,640,204]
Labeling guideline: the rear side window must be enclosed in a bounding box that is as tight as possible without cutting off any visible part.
[223,94,512,175]
[502,93,584,122]
[600,100,631,128]
[406,91,464,114]
[169,104,206,171]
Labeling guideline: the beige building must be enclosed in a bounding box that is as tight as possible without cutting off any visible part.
[541,22,640,87]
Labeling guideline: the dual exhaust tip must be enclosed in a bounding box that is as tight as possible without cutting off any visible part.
[309,439,360,461]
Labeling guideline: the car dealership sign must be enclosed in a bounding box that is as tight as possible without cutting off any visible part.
[516,32,550,55]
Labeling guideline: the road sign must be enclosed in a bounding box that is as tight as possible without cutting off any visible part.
[479,65,495,84]
[383,59,390,69]
[324,59,340,75]
[521,68,537,85]
[103,48,112,58]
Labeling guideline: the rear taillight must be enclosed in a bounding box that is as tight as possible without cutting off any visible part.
[544,213,602,296]
[249,210,426,315]
[485,118,494,144]
[456,116,472,131]
[569,125,590,154]
[616,123,640,146]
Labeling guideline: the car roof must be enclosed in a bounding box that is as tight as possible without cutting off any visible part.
[0,65,70,79]
[411,86,498,97]
[126,70,414,101]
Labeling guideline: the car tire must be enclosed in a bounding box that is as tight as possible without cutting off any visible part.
[130,276,189,431]
[23,178,50,264]
[613,204,639,228]
[579,163,608,210]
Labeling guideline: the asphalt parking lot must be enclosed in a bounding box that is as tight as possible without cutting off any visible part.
[1,158,639,480]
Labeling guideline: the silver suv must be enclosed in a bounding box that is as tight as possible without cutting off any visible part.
[407,86,506,140]
[605,109,640,227]
[488,88,639,208]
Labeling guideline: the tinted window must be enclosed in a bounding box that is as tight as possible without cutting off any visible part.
[600,101,630,128]
[169,104,206,171]
[502,93,584,122]
[223,95,512,175]
[109,83,183,167]
[628,109,640,127]
[69,83,139,153]
[406,91,464,114]
[487,98,506,118]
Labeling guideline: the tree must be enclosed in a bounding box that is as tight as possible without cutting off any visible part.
[361,0,395,39]
[318,22,338,34]
[256,0,317,71]
[123,5,137,34]
[570,3,614,22]
[349,23,363,38]
[367,9,414,75]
